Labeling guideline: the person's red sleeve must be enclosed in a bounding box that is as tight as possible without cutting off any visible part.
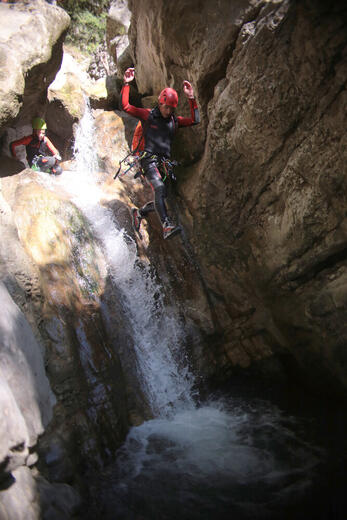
[177,98,200,127]
[10,135,32,157]
[121,84,150,121]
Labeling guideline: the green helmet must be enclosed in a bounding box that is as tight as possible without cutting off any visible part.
[32,117,47,130]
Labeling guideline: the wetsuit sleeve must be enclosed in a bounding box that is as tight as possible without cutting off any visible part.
[177,98,200,127]
[121,84,150,121]
[10,135,32,157]
[44,136,59,156]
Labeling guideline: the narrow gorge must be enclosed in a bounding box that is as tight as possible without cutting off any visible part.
[0,1,346,519]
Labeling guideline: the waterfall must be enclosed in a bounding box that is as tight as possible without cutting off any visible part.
[53,99,195,417]
[73,100,99,178]
[44,102,330,520]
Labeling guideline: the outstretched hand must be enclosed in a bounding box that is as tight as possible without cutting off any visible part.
[124,67,135,83]
[183,80,194,99]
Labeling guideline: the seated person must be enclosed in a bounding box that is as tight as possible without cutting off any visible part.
[10,117,62,175]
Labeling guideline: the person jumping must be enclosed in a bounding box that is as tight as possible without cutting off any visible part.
[121,67,200,240]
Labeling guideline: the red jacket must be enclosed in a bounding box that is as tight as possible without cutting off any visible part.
[121,84,200,158]
[10,134,59,166]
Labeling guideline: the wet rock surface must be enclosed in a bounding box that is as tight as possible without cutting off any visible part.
[129,0,347,396]
[0,167,132,517]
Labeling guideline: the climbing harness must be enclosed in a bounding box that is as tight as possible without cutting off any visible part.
[114,150,178,181]
[113,151,141,179]
[31,155,45,171]
[114,121,147,180]
[158,157,178,182]
[31,154,59,174]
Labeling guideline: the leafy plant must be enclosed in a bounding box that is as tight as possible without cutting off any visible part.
[57,0,110,17]
[57,0,111,54]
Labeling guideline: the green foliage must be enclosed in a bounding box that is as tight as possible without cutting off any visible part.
[70,10,107,53]
[58,0,110,17]
[57,0,111,54]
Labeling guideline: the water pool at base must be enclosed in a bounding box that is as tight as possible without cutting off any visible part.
[88,382,346,520]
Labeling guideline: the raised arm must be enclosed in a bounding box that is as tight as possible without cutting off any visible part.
[121,68,150,121]
[177,80,200,127]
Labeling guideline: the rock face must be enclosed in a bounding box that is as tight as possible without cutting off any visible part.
[0,281,54,474]
[0,0,70,130]
[0,0,70,171]
[0,268,81,519]
[47,50,93,157]
[103,0,133,108]
[107,0,131,66]
[0,167,132,517]
[128,0,347,396]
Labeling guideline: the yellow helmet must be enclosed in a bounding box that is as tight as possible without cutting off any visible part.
[32,117,47,130]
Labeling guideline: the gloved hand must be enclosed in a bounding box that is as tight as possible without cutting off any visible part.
[124,68,135,83]
[54,153,62,161]
[183,80,194,99]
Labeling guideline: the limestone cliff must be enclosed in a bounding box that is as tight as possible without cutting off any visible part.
[0,167,133,518]
[0,2,130,518]
[0,0,70,129]
[128,0,347,396]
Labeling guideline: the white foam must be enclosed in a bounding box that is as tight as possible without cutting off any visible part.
[46,100,195,416]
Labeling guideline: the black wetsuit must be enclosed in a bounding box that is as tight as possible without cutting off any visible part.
[121,83,199,223]
[10,134,62,175]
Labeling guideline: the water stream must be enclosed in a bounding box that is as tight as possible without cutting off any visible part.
[42,103,346,519]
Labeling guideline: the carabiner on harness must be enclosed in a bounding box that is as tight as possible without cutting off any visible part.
[114,151,140,179]
[160,159,179,182]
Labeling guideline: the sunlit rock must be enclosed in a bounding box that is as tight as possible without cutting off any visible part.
[1,167,130,515]
[0,0,70,130]
[2,173,106,313]
[0,281,55,479]
[107,0,131,66]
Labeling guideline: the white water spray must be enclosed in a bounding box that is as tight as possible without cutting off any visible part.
[50,99,195,416]
[42,101,324,519]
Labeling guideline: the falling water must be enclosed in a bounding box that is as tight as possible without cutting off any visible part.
[52,99,195,416]
[44,102,345,520]
[73,101,99,178]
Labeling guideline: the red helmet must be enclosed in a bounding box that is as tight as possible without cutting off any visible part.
[158,87,178,108]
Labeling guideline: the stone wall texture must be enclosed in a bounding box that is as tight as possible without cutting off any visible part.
[128,0,347,396]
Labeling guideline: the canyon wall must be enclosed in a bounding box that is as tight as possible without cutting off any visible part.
[128,0,347,396]
[0,0,346,517]
[0,2,130,518]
